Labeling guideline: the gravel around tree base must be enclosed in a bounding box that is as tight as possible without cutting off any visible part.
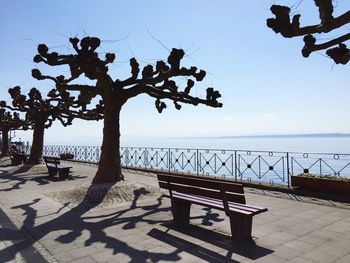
[47,181,166,208]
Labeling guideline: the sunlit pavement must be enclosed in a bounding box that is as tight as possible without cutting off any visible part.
[1,157,350,263]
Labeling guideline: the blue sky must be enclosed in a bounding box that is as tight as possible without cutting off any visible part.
[1,0,349,145]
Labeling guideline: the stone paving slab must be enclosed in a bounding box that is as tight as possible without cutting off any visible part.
[0,157,350,262]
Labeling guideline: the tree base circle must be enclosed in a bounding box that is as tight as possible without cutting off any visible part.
[84,182,116,203]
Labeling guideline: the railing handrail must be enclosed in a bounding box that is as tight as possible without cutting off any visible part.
[24,144,350,188]
[42,144,350,156]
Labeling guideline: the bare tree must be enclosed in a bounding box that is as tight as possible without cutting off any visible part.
[32,36,222,184]
[1,86,103,164]
[0,108,30,156]
[267,1,350,64]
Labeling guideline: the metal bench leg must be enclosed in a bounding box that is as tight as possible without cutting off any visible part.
[229,215,253,241]
[172,199,191,223]
[58,168,70,179]
[48,168,57,177]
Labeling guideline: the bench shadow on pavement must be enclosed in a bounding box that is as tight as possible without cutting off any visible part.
[149,223,273,262]
[0,183,273,262]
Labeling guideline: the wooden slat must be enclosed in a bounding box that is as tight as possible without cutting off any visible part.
[157,173,244,194]
[159,181,246,204]
[172,192,267,216]
[173,192,263,215]
[228,203,268,215]
[157,173,244,193]
[172,192,254,216]
[162,172,239,185]
[45,163,72,170]
[56,165,72,169]
[229,203,268,214]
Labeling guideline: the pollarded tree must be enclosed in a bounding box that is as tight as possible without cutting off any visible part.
[32,36,222,184]
[1,86,103,164]
[267,1,350,64]
[0,109,31,156]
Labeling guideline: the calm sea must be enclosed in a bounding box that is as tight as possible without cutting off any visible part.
[45,136,350,154]
[120,136,350,154]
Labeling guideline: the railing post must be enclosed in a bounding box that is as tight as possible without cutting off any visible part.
[168,148,171,173]
[144,148,148,169]
[234,150,237,182]
[125,148,129,167]
[197,149,199,176]
[286,152,290,188]
[96,147,99,163]
[258,155,261,179]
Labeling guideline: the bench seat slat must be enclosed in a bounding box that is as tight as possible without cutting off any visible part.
[173,191,267,215]
[46,164,72,169]
[228,203,268,214]
[172,192,252,216]
[56,165,72,169]
[172,191,265,216]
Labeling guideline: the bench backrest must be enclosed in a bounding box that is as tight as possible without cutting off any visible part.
[157,173,246,204]
[43,156,60,165]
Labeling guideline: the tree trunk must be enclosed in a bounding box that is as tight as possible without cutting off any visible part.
[93,104,123,184]
[1,128,9,156]
[28,120,45,164]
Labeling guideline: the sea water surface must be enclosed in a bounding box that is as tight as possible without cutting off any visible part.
[120,136,350,154]
[46,136,350,154]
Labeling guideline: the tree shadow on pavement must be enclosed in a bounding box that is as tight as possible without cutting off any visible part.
[0,189,176,262]
[0,167,87,192]
[0,156,13,167]
[0,187,273,262]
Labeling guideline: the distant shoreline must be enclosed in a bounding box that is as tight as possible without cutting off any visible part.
[177,133,350,140]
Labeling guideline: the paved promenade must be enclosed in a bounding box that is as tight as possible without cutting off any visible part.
[0,157,350,263]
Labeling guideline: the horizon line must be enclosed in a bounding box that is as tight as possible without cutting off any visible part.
[173,132,350,140]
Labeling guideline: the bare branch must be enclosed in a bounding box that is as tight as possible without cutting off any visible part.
[267,5,350,37]
[267,2,350,65]
[302,33,350,58]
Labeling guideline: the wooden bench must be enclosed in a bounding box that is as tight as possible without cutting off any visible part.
[9,154,22,165]
[43,156,72,179]
[9,153,27,165]
[157,173,268,241]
